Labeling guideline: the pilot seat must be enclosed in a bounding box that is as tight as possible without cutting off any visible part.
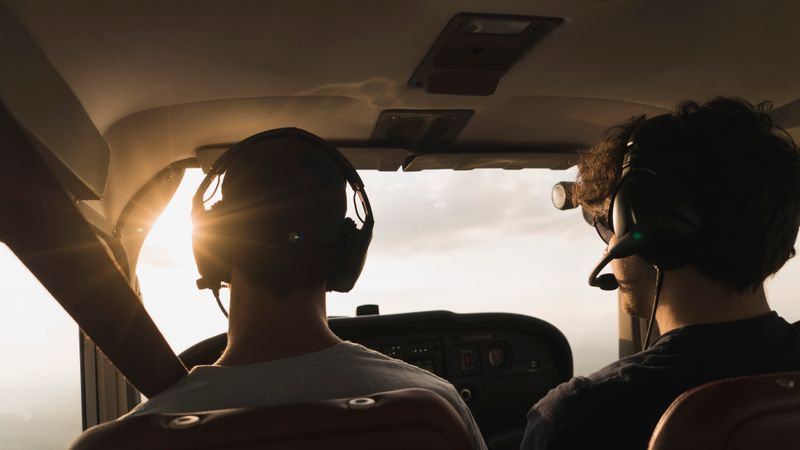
[69,388,472,450]
[649,371,800,450]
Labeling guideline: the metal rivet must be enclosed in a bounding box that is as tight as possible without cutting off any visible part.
[347,397,376,410]
[168,415,200,429]
[529,360,539,370]
[459,388,472,402]
[776,379,795,389]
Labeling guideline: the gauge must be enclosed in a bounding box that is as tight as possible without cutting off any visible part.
[487,346,506,368]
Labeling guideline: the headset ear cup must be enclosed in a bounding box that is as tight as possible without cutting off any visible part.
[328,218,372,293]
[612,172,664,263]
[612,174,658,237]
[612,171,698,268]
[192,203,232,290]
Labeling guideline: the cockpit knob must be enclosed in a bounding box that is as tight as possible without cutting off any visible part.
[356,304,380,316]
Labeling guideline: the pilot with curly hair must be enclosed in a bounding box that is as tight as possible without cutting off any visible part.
[524,98,800,450]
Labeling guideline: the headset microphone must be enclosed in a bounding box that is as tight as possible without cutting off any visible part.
[592,274,619,291]
[588,231,644,290]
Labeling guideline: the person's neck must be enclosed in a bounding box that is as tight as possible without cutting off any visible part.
[215,273,341,366]
[655,266,771,334]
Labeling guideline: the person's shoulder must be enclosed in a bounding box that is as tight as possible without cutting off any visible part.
[529,373,607,421]
[339,341,455,385]
[541,357,637,407]
[522,358,645,450]
[336,342,468,414]
[339,342,485,449]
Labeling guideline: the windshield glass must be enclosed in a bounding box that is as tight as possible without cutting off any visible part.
[138,168,800,376]
[0,245,81,449]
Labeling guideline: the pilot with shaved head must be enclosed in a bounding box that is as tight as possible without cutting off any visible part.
[125,128,487,450]
[523,98,800,450]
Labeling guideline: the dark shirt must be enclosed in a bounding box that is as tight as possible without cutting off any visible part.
[521,312,800,450]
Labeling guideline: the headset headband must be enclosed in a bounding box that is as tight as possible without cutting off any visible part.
[192,127,373,231]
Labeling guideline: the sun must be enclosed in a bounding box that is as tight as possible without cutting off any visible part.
[140,170,205,265]
[136,169,230,353]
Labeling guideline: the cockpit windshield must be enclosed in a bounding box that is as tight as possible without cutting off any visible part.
[138,168,607,376]
[138,167,800,377]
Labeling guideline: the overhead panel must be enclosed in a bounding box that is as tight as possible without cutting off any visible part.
[195,144,410,173]
[0,3,109,199]
[772,98,800,130]
[403,147,581,171]
[367,108,582,171]
[369,109,474,152]
[408,13,564,96]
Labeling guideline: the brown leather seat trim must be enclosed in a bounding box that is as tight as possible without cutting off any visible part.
[649,371,800,450]
[71,388,473,450]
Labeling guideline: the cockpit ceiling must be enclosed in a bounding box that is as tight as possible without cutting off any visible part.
[5,0,800,225]
[8,0,800,134]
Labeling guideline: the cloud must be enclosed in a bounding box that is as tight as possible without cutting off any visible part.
[360,168,589,254]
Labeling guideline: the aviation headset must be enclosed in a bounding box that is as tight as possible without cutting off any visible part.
[191,127,374,304]
[589,114,703,290]
[587,114,702,346]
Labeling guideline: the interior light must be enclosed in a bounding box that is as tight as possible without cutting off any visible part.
[461,18,533,35]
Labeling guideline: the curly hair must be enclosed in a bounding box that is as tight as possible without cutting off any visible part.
[576,97,800,290]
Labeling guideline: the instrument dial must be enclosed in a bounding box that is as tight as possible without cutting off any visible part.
[488,346,506,368]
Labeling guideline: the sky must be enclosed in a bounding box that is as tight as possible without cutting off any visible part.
[136,168,621,367]
[3,167,800,449]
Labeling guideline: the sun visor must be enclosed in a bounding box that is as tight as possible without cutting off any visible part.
[0,4,109,199]
[196,144,410,173]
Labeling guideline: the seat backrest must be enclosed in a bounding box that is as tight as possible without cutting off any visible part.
[69,388,472,450]
[649,371,800,450]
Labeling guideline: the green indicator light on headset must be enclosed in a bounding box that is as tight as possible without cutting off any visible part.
[632,231,644,241]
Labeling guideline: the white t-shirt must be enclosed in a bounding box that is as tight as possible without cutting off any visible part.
[127,341,487,450]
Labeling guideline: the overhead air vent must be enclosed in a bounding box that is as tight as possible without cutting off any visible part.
[408,13,564,96]
[369,109,474,152]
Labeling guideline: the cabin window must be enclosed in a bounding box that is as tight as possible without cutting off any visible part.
[137,167,800,377]
[138,168,620,375]
[765,253,800,323]
[0,244,82,449]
